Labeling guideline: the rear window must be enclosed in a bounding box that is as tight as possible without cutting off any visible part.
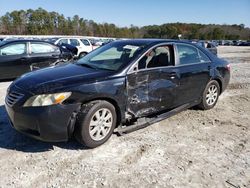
[176,44,210,65]
[80,39,91,46]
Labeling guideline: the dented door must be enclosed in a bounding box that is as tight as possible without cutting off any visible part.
[126,67,179,118]
[147,67,179,112]
[126,71,149,117]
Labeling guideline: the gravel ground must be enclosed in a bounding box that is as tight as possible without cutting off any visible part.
[0,46,249,188]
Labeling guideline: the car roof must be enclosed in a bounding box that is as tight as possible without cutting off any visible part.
[113,39,216,60]
[114,39,198,46]
[0,39,55,46]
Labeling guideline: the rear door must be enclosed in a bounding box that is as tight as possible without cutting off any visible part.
[29,42,61,70]
[174,43,211,106]
[80,39,93,52]
[0,42,29,79]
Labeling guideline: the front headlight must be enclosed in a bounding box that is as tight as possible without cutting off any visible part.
[23,92,72,107]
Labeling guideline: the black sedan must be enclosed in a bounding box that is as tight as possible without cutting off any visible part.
[5,39,230,148]
[0,40,75,80]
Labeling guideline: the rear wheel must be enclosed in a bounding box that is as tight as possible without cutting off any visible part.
[75,101,116,148]
[198,80,220,110]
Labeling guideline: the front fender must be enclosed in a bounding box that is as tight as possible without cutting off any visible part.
[70,77,127,121]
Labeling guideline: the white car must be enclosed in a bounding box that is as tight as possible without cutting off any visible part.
[54,38,93,58]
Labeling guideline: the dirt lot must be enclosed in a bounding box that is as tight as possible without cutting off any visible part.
[0,46,249,188]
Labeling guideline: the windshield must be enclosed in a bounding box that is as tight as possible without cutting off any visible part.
[76,42,146,71]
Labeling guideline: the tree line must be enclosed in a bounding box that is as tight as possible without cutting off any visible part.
[0,8,250,40]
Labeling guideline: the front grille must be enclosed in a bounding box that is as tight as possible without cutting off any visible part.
[5,91,24,107]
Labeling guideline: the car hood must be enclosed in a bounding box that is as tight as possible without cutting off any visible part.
[13,63,113,94]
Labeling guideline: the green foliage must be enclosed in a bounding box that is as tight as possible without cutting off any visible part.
[0,8,249,40]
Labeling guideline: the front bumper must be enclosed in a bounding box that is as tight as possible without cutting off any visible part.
[5,103,81,142]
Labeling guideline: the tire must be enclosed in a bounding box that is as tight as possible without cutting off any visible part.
[198,80,220,110]
[75,101,117,148]
[79,52,87,59]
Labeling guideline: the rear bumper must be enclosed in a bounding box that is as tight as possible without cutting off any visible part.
[5,103,81,142]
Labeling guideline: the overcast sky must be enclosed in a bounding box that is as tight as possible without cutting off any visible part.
[0,0,250,27]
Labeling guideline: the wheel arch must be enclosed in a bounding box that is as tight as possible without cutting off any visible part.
[211,78,223,95]
[79,51,88,55]
[82,97,122,127]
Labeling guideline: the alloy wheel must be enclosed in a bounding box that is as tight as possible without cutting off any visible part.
[206,84,218,106]
[89,108,113,141]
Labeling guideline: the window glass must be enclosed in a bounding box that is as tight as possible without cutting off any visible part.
[199,50,210,62]
[30,43,58,54]
[138,45,173,69]
[80,39,90,46]
[176,44,209,65]
[0,43,26,56]
[58,39,68,45]
[69,39,80,46]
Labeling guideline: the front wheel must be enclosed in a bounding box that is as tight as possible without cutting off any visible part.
[75,101,117,148]
[79,52,87,59]
[198,80,220,110]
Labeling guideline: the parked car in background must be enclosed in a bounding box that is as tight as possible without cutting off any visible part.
[238,41,250,46]
[5,39,230,148]
[0,40,76,80]
[54,38,93,58]
[218,40,225,46]
[88,38,104,49]
[44,37,60,43]
[206,42,218,55]
[194,41,218,55]
[224,40,233,46]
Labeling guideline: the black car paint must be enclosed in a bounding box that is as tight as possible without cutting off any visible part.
[0,40,74,80]
[5,39,230,142]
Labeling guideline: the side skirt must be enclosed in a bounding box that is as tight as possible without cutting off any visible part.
[115,101,199,136]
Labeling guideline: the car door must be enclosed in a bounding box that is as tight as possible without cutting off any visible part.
[0,42,29,79]
[126,44,179,118]
[29,42,61,70]
[80,39,93,52]
[174,43,211,106]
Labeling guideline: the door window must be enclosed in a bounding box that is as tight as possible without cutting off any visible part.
[69,39,80,46]
[57,39,69,45]
[0,43,26,56]
[176,44,210,65]
[80,39,91,46]
[138,45,174,70]
[30,43,59,54]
